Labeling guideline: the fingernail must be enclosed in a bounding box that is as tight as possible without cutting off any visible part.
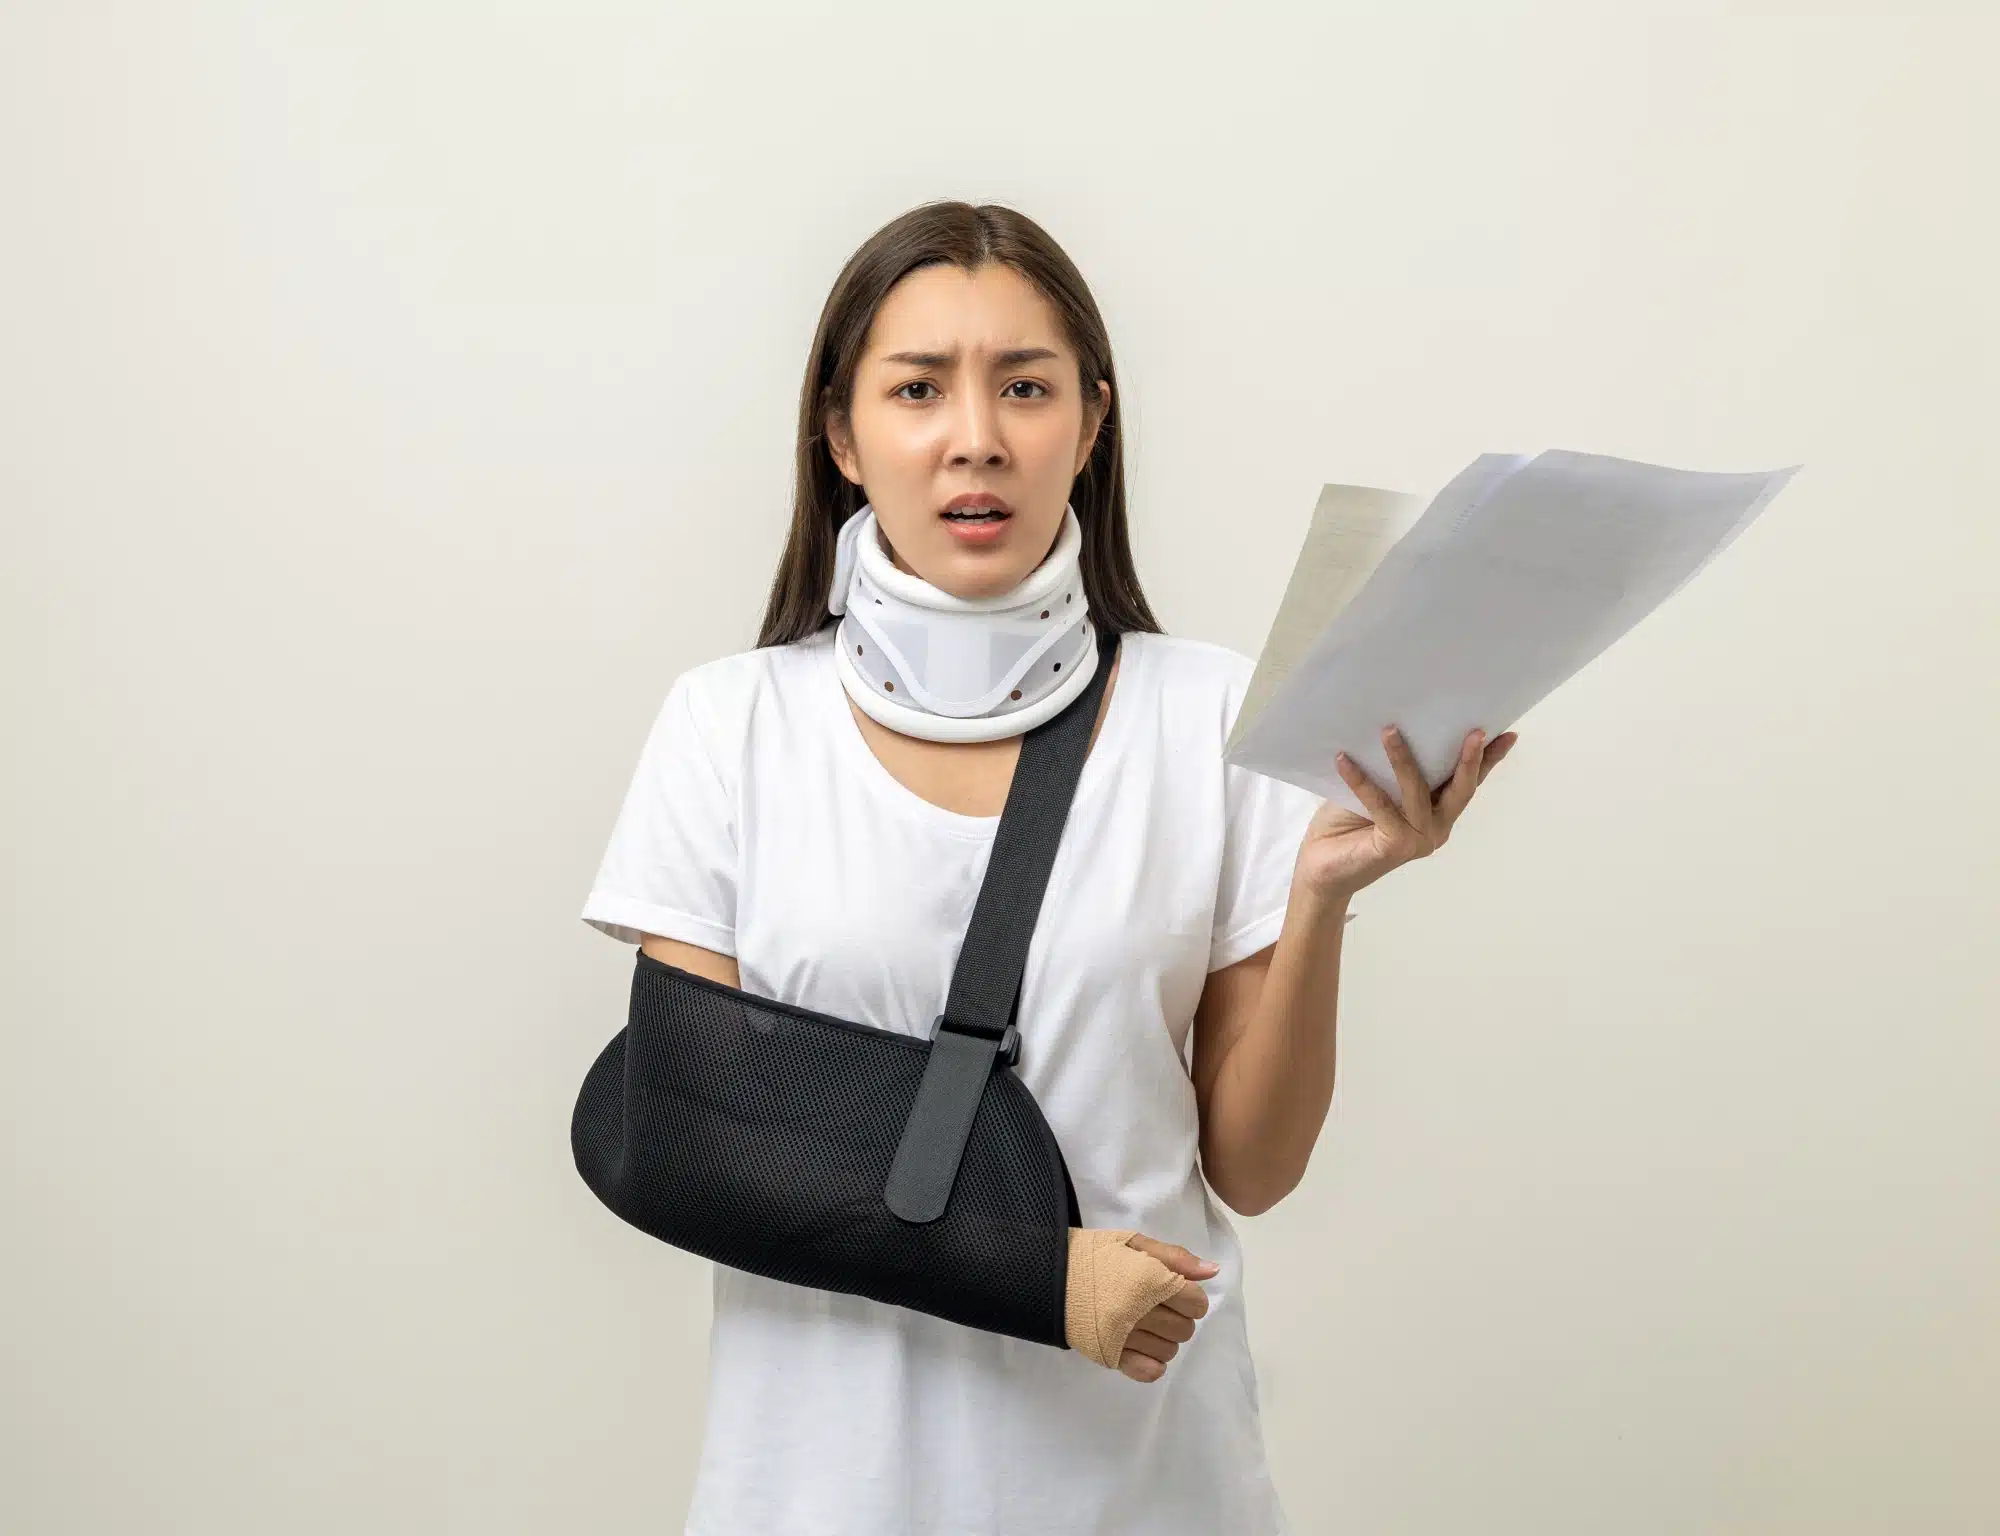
[1195,1260,1219,1276]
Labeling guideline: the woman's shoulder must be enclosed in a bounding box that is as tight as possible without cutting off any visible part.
[1126,630,1256,686]
[671,628,832,701]
[648,629,834,752]
[1121,630,1260,733]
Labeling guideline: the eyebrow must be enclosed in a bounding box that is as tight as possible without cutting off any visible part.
[878,346,1062,368]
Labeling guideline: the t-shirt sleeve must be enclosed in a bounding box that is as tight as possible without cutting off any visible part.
[578,672,739,954]
[1208,760,1355,972]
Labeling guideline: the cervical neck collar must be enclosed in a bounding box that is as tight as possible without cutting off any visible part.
[828,502,1098,743]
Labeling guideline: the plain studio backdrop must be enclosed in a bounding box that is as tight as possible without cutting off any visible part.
[3,4,1994,1533]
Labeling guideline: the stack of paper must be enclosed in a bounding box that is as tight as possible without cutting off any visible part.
[1224,451,1800,813]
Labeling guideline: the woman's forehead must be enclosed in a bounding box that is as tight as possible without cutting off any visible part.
[864,264,1068,362]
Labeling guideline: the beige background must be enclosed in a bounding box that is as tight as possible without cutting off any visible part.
[4,5,1994,1533]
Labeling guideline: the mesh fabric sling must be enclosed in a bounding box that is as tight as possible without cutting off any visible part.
[570,629,1121,1348]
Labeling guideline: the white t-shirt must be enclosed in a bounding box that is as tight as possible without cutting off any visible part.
[580,625,1340,1536]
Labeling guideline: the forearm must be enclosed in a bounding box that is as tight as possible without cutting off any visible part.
[1200,877,1352,1215]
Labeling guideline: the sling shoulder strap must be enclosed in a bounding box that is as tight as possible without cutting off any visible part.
[883,628,1121,1225]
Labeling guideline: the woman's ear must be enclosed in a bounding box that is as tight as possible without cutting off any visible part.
[824,406,861,485]
[1074,379,1111,476]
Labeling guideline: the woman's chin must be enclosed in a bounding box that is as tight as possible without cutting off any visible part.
[927,516,1072,593]
[930,562,1028,601]
[916,534,1031,598]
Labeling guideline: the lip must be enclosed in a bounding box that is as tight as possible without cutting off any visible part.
[940,492,1015,517]
[941,514,1011,546]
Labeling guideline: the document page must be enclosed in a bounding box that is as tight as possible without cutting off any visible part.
[1224,450,1800,814]
[1225,482,1428,759]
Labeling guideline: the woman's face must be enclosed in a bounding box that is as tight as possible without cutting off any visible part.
[827,261,1110,600]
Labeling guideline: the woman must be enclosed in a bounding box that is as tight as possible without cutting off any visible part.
[581,200,1515,1536]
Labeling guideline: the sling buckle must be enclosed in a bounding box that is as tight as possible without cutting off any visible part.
[928,1012,1021,1068]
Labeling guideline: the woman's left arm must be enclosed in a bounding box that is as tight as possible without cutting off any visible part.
[1191,724,1517,1216]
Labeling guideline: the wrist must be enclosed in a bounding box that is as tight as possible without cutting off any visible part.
[1289,872,1357,924]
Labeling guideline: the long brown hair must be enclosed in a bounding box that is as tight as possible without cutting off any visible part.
[756,200,1163,648]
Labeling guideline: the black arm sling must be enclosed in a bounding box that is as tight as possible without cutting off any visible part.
[570,630,1119,1349]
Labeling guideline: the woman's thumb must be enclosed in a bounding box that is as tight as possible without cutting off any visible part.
[1125,1233,1219,1279]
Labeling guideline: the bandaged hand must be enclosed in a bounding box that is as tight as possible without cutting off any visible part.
[1065,1229,1213,1382]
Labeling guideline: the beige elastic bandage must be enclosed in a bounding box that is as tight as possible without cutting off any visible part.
[1064,1227,1190,1369]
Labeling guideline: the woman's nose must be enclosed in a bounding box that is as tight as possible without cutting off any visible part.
[945,386,1006,466]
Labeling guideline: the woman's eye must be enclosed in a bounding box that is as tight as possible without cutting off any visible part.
[894,379,1048,402]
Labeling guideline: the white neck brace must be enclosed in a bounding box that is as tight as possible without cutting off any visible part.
[828,502,1098,742]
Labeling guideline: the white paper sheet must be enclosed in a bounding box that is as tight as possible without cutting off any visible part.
[1224,450,1800,814]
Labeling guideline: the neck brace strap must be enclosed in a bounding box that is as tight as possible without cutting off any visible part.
[829,503,1096,743]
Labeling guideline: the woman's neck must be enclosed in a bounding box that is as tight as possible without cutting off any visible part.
[842,648,1122,819]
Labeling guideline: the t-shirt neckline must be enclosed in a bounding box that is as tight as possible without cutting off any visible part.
[816,627,1142,840]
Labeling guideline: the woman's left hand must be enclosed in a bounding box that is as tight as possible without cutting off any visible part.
[1294,725,1518,902]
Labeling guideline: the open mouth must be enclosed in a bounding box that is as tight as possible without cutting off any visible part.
[940,508,1012,523]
